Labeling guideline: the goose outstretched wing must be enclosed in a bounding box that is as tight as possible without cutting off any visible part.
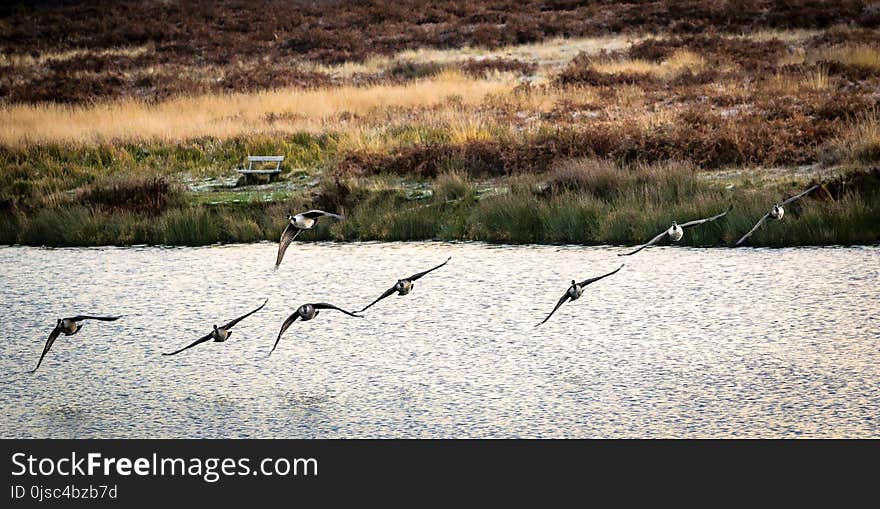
[679,207,731,228]
[578,264,624,288]
[69,315,121,322]
[733,212,771,247]
[275,223,302,267]
[222,299,268,330]
[313,303,362,317]
[162,332,214,356]
[619,230,667,257]
[537,293,570,327]
[31,327,62,373]
[302,210,343,220]
[781,185,819,205]
[270,311,301,356]
[407,257,452,281]
[358,286,397,313]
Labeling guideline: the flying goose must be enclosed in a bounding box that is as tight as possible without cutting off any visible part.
[619,208,731,256]
[163,299,268,356]
[275,210,343,267]
[734,185,819,247]
[358,257,451,313]
[537,265,624,326]
[31,315,122,373]
[270,303,362,355]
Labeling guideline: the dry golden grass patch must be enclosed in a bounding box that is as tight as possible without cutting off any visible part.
[816,44,880,71]
[445,114,496,144]
[0,45,152,68]
[728,28,823,43]
[309,34,640,78]
[589,49,706,79]
[0,70,514,147]
[833,109,880,163]
[760,66,831,93]
[604,104,678,131]
[782,43,880,71]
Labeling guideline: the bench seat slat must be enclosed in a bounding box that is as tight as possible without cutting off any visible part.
[247,156,285,162]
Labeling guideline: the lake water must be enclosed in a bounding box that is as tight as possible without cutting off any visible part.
[0,242,877,438]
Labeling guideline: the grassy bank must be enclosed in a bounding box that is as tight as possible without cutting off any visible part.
[2,159,878,248]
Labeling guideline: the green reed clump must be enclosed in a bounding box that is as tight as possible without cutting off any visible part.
[432,171,475,203]
[333,185,424,240]
[467,192,545,243]
[159,208,224,246]
[545,158,703,204]
[19,208,88,246]
[384,205,444,241]
[538,194,603,244]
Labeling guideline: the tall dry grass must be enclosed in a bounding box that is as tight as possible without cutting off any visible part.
[589,49,707,79]
[833,109,880,164]
[813,44,880,71]
[782,43,880,71]
[760,65,831,93]
[0,70,514,148]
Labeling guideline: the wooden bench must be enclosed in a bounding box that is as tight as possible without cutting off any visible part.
[236,155,284,184]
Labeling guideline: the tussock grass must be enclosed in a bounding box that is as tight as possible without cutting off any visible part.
[832,109,880,164]
[783,43,880,71]
[589,50,707,79]
[433,171,475,203]
[761,66,831,93]
[813,44,880,71]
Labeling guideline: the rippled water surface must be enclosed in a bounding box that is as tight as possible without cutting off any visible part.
[1,242,877,438]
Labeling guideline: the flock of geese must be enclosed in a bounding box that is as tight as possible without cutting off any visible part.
[29,184,820,373]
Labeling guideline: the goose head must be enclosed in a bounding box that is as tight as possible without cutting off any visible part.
[769,204,784,220]
[667,222,685,242]
[298,304,315,319]
[395,279,414,295]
